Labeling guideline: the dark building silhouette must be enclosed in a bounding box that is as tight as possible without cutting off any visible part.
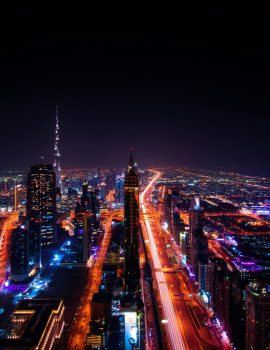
[230,257,262,349]
[28,218,41,269]
[26,164,57,248]
[209,257,227,321]
[10,225,29,282]
[0,299,65,349]
[124,152,140,294]
[106,170,116,191]
[90,189,100,230]
[246,280,270,350]
[81,180,91,211]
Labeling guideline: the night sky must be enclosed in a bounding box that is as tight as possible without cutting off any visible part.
[0,6,270,175]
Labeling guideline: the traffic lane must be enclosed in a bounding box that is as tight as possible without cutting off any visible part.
[149,211,218,350]
[144,209,200,349]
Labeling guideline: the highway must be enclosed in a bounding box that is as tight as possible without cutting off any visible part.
[0,212,18,290]
[140,173,221,350]
[140,172,187,350]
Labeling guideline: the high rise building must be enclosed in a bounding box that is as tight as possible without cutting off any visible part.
[27,164,57,248]
[246,280,270,350]
[124,152,140,294]
[81,180,91,211]
[10,225,29,282]
[28,218,41,269]
[230,256,263,349]
[189,196,208,290]
[90,189,100,230]
[14,184,22,211]
[74,212,91,264]
[209,257,227,321]
[115,173,124,205]
[53,106,61,191]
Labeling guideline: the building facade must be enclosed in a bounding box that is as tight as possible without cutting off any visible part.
[27,164,57,248]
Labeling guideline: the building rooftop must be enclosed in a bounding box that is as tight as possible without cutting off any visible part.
[0,299,64,348]
[92,292,111,304]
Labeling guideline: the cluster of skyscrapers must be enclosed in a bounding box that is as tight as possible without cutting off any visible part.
[86,153,144,349]
[10,164,57,281]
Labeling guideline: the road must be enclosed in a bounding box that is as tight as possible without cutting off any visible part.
[67,213,113,350]
[140,172,221,350]
[106,189,115,206]
[140,172,187,350]
[0,212,18,290]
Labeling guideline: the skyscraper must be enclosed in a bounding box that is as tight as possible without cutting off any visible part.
[53,106,61,191]
[189,196,208,290]
[209,257,227,321]
[28,218,41,269]
[124,151,140,294]
[246,280,270,350]
[230,256,263,349]
[74,212,91,263]
[90,189,100,230]
[115,173,124,205]
[81,180,91,211]
[27,164,57,248]
[10,225,29,282]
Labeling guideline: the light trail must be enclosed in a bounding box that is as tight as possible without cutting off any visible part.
[140,172,186,350]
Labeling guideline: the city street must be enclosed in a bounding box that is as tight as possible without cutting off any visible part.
[140,173,221,350]
[0,212,18,290]
[67,214,113,350]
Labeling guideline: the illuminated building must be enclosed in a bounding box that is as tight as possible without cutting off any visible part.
[53,105,62,192]
[73,212,91,263]
[189,196,208,290]
[67,187,78,208]
[10,225,29,282]
[14,184,22,211]
[163,188,172,226]
[124,151,140,294]
[246,280,270,350]
[230,256,263,349]
[122,152,145,350]
[81,179,91,210]
[90,189,100,230]
[209,257,227,321]
[26,164,57,248]
[0,299,65,350]
[88,292,112,348]
[115,173,124,205]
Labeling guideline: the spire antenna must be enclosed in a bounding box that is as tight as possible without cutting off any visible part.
[53,105,62,191]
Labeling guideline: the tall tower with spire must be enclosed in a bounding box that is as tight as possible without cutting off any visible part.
[124,149,140,294]
[53,106,62,191]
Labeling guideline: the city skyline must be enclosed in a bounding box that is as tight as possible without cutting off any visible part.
[1,7,270,349]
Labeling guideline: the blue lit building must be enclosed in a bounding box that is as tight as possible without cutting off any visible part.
[73,212,91,264]
[115,174,124,206]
